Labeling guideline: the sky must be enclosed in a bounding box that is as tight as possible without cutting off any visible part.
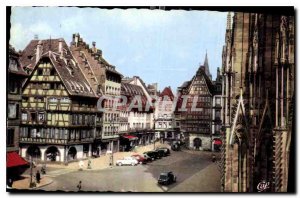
[10,7,228,93]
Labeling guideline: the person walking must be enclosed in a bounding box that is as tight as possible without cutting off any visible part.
[77,181,82,191]
[36,170,41,184]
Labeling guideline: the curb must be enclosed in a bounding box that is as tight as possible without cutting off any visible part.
[32,178,54,190]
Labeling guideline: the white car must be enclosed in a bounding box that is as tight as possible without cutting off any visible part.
[116,157,138,166]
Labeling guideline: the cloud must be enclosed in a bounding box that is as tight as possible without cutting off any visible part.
[118,9,183,30]
[10,21,55,50]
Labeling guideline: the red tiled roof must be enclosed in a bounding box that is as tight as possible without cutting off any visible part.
[7,152,29,168]
[159,86,174,100]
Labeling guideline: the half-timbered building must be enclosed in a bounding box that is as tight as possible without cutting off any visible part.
[175,54,214,150]
[19,38,100,163]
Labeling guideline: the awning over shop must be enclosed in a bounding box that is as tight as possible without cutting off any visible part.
[122,135,138,141]
[213,139,222,145]
[7,152,29,168]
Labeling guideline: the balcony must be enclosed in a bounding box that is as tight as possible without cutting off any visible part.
[119,117,128,122]
[20,137,94,145]
[20,137,68,145]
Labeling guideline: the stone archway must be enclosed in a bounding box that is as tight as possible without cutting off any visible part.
[26,145,41,160]
[26,145,41,161]
[45,146,61,162]
[67,146,77,161]
[193,138,202,150]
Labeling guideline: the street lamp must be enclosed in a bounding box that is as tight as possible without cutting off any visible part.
[29,156,35,188]
[109,117,116,167]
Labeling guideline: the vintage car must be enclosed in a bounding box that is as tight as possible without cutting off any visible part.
[157,172,177,185]
[116,157,138,166]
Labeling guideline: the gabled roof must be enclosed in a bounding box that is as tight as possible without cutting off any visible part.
[179,81,191,88]
[121,82,145,96]
[21,38,97,98]
[121,82,152,111]
[70,33,123,79]
[194,66,214,94]
[159,86,174,101]
[20,39,66,70]
[8,45,28,76]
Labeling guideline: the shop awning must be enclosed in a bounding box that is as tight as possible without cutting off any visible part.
[213,139,222,145]
[122,135,138,141]
[7,152,29,168]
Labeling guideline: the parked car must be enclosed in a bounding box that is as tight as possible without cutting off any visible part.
[151,150,162,159]
[156,147,171,156]
[155,149,165,158]
[143,153,153,162]
[131,154,147,164]
[116,157,138,166]
[143,151,159,160]
[157,172,176,185]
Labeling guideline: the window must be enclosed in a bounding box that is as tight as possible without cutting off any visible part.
[49,98,58,103]
[8,103,18,119]
[216,98,221,105]
[50,68,55,76]
[9,80,18,94]
[22,112,28,121]
[31,128,37,138]
[61,98,70,103]
[7,128,14,147]
[30,112,37,122]
[38,112,45,122]
[37,68,43,75]
[9,58,18,72]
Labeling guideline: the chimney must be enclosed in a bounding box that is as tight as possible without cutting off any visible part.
[133,76,138,85]
[75,33,80,47]
[36,40,43,64]
[58,38,63,58]
[217,67,220,76]
[92,41,96,53]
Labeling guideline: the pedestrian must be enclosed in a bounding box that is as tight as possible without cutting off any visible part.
[7,178,13,188]
[79,160,84,171]
[41,164,46,174]
[212,154,216,162]
[77,181,82,191]
[87,159,92,169]
[36,170,41,183]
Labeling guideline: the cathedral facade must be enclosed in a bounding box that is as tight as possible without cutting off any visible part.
[221,11,295,192]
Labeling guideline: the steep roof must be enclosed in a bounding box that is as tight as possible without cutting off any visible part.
[159,86,174,101]
[21,39,97,98]
[121,82,152,111]
[179,81,191,88]
[8,45,28,76]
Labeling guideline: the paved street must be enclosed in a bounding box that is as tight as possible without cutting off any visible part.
[40,150,221,192]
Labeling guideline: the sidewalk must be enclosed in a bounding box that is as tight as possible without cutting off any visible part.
[43,142,169,171]
[11,175,53,190]
[10,143,165,190]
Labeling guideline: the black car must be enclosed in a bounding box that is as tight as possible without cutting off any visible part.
[157,172,176,185]
[156,147,170,156]
[144,151,159,160]
[155,149,165,158]
[151,150,162,159]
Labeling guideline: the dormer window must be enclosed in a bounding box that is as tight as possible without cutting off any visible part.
[37,68,43,75]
